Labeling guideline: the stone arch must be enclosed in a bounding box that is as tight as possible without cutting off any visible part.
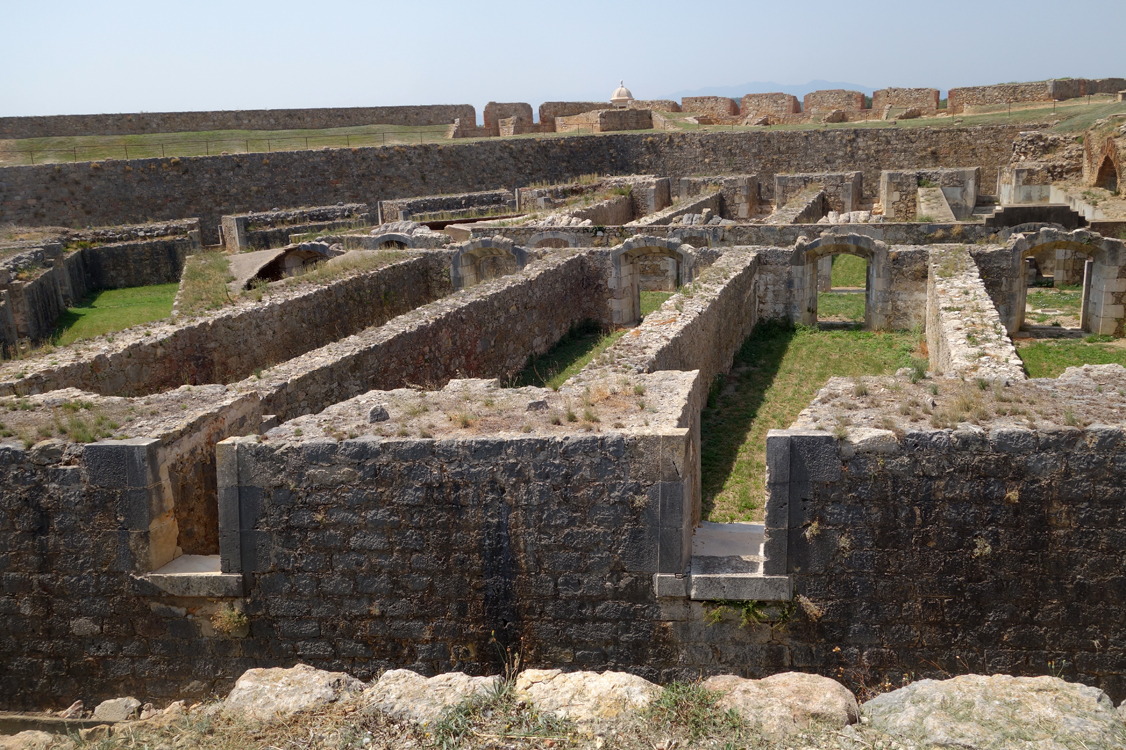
[1010,228,1126,335]
[250,245,334,286]
[368,232,416,250]
[608,235,697,325]
[528,230,580,249]
[1095,154,1119,193]
[790,232,891,329]
[450,236,528,290]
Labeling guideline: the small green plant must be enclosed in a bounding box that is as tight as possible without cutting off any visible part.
[646,682,744,740]
[210,605,249,636]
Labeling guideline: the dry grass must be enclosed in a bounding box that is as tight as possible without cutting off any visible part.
[177,252,233,316]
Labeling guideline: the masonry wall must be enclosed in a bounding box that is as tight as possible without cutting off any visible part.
[0,105,477,140]
[0,126,1030,244]
[775,172,862,214]
[0,254,451,398]
[761,419,1126,702]
[740,94,801,118]
[681,97,739,118]
[483,103,534,135]
[251,252,611,421]
[948,82,1052,112]
[872,88,940,110]
[538,102,607,131]
[803,90,866,113]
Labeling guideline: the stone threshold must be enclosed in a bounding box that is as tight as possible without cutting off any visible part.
[654,521,793,601]
[138,554,245,598]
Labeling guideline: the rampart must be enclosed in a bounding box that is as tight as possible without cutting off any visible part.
[220,205,371,252]
[681,97,739,118]
[740,94,801,119]
[0,105,476,140]
[538,102,607,131]
[872,88,940,110]
[0,126,1032,244]
[555,109,652,134]
[803,90,866,113]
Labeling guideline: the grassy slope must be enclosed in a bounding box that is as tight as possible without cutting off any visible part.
[702,323,922,522]
[53,283,178,346]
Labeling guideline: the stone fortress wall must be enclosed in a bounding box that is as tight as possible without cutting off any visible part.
[872,87,940,110]
[0,125,1030,245]
[0,104,477,140]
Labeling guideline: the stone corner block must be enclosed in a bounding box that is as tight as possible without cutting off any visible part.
[653,574,688,598]
[85,438,160,489]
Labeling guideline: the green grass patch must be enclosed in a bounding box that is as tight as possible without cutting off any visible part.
[1017,339,1126,378]
[509,320,625,390]
[817,292,865,322]
[1027,285,1083,314]
[640,290,674,317]
[831,254,867,287]
[701,322,921,522]
[52,283,178,346]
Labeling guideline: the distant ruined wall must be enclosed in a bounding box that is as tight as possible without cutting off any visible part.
[681,97,739,117]
[803,90,866,112]
[873,88,940,110]
[0,126,1031,244]
[740,93,801,118]
[0,105,477,140]
[538,102,608,131]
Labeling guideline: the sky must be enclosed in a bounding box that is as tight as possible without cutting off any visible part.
[2,0,1124,122]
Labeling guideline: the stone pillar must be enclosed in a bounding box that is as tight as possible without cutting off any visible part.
[817,256,833,292]
[84,438,176,572]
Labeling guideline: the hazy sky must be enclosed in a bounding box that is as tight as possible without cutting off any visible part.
[3,0,1123,121]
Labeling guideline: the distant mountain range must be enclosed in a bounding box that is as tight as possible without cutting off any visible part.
[669,80,877,101]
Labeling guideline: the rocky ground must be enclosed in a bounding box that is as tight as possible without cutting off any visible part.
[3,665,1126,750]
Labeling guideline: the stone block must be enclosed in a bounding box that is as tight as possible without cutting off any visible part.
[789,431,840,483]
[653,574,688,598]
[988,427,1037,453]
[658,482,685,529]
[85,438,159,490]
[688,574,792,601]
[765,431,790,484]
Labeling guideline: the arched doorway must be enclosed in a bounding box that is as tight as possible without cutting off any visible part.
[368,232,415,251]
[1095,155,1119,193]
[790,233,890,330]
[1010,229,1125,337]
[450,237,528,290]
[608,236,696,326]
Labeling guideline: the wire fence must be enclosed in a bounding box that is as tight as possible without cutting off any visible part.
[0,127,454,165]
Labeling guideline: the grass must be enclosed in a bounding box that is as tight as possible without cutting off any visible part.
[831,254,867,288]
[1027,285,1083,314]
[509,320,626,390]
[0,123,453,166]
[640,290,674,317]
[702,321,922,522]
[52,283,177,346]
[1016,338,1126,378]
[177,251,233,316]
[817,292,865,322]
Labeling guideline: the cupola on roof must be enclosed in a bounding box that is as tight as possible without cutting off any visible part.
[611,81,634,107]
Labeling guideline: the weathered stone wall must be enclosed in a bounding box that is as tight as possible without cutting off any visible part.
[221,204,370,251]
[567,195,635,225]
[627,194,720,227]
[926,246,1025,381]
[538,102,607,131]
[0,105,476,140]
[740,94,801,118]
[629,100,680,112]
[763,378,1126,701]
[80,236,197,289]
[803,90,866,113]
[767,187,825,225]
[872,88,940,110]
[556,109,652,134]
[0,254,451,398]
[0,126,1031,244]
[483,103,534,136]
[379,190,515,223]
[681,97,739,118]
[948,82,1052,112]
[246,251,611,421]
[879,168,980,221]
[775,172,863,214]
[679,175,758,220]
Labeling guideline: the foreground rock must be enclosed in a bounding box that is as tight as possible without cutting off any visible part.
[515,669,659,724]
[223,663,364,722]
[863,674,1126,749]
[93,697,141,722]
[704,672,859,738]
[361,669,500,725]
[0,731,54,750]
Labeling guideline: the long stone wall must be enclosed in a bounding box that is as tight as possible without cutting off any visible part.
[740,94,801,118]
[803,90,866,113]
[0,105,477,140]
[872,88,940,110]
[0,254,451,398]
[0,126,1031,244]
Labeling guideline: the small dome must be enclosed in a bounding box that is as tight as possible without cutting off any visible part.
[611,80,634,107]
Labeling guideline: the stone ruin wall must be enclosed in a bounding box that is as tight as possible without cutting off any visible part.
[740,94,801,119]
[872,88,940,110]
[803,90,866,113]
[537,102,608,131]
[0,253,452,398]
[0,105,477,140]
[483,103,534,135]
[0,126,1032,244]
[628,99,680,112]
[379,190,516,223]
[774,172,863,215]
[680,97,739,118]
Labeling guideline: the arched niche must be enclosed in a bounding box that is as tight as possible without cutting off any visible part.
[789,233,891,330]
[450,236,528,290]
[608,235,697,326]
